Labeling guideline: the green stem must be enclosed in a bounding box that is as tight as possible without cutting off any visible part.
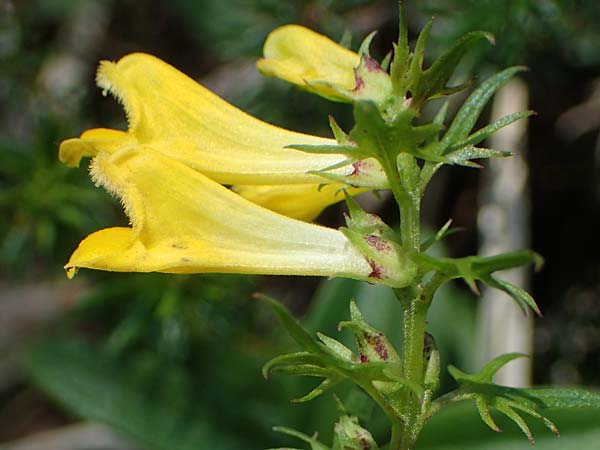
[379,154,420,252]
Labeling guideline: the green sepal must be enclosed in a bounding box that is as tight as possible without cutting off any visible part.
[343,192,395,236]
[357,31,377,57]
[413,31,495,106]
[317,332,356,362]
[342,193,419,288]
[333,415,380,450]
[423,332,441,393]
[338,300,401,364]
[310,159,389,190]
[329,115,352,145]
[440,66,527,154]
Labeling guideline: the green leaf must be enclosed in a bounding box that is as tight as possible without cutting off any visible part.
[449,353,527,384]
[441,66,527,154]
[421,219,460,251]
[25,339,242,450]
[519,388,600,410]
[262,352,323,379]
[483,275,542,316]
[271,426,330,450]
[390,4,410,95]
[420,402,600,450]
[449,110,534,150]
[445,146,511,168]
[407,18,434,97]
[255,294,323,355]
[417,31,495,102]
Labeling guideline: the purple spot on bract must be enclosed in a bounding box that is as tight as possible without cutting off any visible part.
[354,71,365,91]
[364,55,381,72]
[365,235,391,252]
[367,259,384,280]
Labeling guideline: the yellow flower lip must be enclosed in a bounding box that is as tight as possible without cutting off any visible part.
[71,52,353,185]
[257,25,361,101]
[65,146,375,282]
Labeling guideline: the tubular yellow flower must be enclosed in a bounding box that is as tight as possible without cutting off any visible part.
[232,183,365,222]
[257,25,360,101]
[60,52,352,186]
[65,145,377,283]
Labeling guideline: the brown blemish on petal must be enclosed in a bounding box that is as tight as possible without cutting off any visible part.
[172,243,187,249]
[181,257,191,262]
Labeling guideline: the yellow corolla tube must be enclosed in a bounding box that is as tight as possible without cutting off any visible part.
[65,145,378,283]
[257,25,360,101]
[59,52,353,185]
[232,183,365,222]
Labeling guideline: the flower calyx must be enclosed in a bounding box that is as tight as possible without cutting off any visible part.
[342,194,419,288]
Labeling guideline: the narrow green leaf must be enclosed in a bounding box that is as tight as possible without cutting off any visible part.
[255,294,323,354]
[478,353,529,382]
[446,146,511,167]
[484,276,541,316]
[451,110,534,150]
[390,3,410,94]
[421,219,455,251]
[471,250,544,273]
[272,426,330,450]
[407,18,434,94]
[441,66,527,153]
[294,377,343,403]
[262,352,321,379]
[476,396,502,432]
[419,31,494,101]
[496,403,534,444]
[519,388,600,409]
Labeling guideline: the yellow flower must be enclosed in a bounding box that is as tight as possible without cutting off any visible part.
[232,183,364,222]
[64,144,376,283]
[60,53,348,186]
[59,53,386,221]
[257,25,360,101]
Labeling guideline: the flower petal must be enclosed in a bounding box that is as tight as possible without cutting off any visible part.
[233,183,365,222]
[257,25,360,101]
[88,52,352,185]
[65,146,374,282]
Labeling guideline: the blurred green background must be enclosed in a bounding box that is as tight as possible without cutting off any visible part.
[1,1,599,449]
